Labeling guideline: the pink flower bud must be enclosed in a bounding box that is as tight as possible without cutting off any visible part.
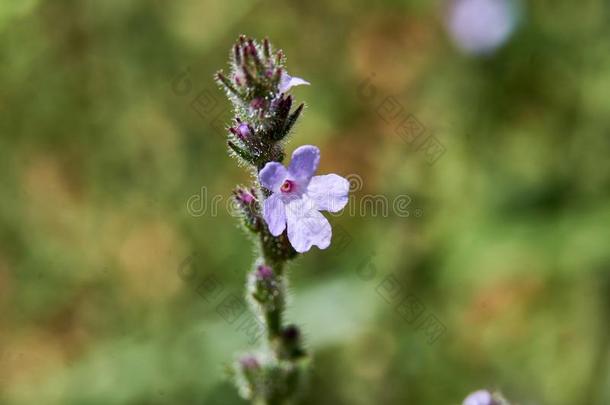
[239,355,260,370]
[250,97,266,110]
[230,123,253,141]
[256,265,273,280]
[236,123,251,140]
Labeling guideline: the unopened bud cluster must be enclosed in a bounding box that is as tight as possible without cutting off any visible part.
[218,36,302,265]
[234,352,307,404]
[216,35,304,170]
[233,186,261,232]
[251,265,282,308]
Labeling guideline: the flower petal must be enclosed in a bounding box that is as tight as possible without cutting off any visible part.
[306,174,350,213]
[288,145,320,183]
[463,390,493,405]
[279,72,310,94]
[285,195,331,253]
[263,194,286,236]
[259,162,288,192]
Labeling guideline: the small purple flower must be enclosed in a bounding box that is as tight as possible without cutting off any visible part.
[278,71,310,94]
[463,390,495,405]
[447,0,518,55]
[259,145,349,253]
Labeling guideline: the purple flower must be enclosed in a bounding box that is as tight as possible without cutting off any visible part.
[447,0,518,55]
[278,71,310,94]
[463,390,495,405]
[259,145,349,253]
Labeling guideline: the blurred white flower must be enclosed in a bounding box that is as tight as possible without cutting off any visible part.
[446,0,519,55]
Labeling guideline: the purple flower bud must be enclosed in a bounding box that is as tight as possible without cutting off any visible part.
[256,265,274,280]
[263,37,271,58]
[275,50,283,65]
[236,123,251,140]
[250,97,266,110]
[235,188,255,205]
[247,39,256,52]
[233,44,241,65]
[239,355,260,371]
[280,324,306,359]
[241,192,254,204]
[233,187,260,232]
[229,123,253,141]
[282,325,300,342]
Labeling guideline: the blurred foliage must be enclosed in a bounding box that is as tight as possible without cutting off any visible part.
[1,0,609,404]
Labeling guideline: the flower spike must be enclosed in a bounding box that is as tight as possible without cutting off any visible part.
[214,36,348,404]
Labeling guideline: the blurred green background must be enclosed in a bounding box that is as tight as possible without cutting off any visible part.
[1,0,609,404]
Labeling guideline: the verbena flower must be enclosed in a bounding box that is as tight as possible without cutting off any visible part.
[259,145,349,253]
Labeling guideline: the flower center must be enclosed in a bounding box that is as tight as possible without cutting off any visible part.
[280,179,295,193]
